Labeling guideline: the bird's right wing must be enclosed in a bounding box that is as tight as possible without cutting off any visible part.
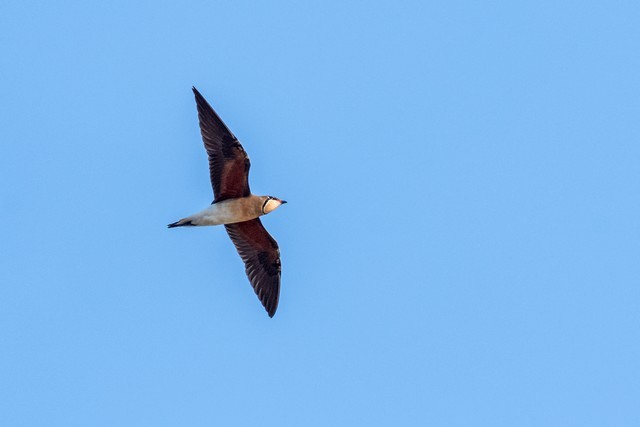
[225,219,281,317]
[192,87,251,202]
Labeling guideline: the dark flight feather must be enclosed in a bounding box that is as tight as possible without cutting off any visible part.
[225,219,281,317]
[192,87,251,203]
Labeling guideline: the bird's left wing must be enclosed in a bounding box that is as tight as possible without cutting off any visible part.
[224,219,281,317]
[193,87,251,202]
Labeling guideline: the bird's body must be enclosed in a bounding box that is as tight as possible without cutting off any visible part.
[169,195,268,227]
[168,87,286,317]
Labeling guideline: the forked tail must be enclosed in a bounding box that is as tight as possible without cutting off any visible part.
[167,218,196,228]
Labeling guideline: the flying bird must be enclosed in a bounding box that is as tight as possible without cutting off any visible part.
[168,87,287,317]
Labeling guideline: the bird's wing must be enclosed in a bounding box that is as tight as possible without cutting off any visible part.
[225,219,281,317]
[192,87,251,202]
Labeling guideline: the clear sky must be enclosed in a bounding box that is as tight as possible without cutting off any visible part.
[1,0,639,425]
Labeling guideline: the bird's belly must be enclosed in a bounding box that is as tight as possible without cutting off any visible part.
[197,200,259,225]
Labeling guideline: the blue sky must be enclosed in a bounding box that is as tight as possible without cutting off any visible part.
[1,0,639,425]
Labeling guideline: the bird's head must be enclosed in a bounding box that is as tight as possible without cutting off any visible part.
[262,196,287,214]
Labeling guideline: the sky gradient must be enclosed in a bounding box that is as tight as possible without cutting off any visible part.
[1,1,639,425]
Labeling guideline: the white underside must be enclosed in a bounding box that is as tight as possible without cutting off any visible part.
[188,199,261,226]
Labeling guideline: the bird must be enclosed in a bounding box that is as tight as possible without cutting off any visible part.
[168,87,287,317]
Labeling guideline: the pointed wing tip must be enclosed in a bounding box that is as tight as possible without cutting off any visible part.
[192,87,219,119]
[264,297,279,318]
[192,86,204,100]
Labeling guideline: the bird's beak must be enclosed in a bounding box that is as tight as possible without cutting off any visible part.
[281,200,288,204]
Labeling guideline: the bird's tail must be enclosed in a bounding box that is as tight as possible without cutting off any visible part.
[167,218,196,228]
